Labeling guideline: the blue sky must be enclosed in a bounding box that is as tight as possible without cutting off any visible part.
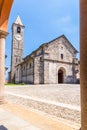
[6,0,79,78]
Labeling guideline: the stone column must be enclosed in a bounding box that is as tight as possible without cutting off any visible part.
[80,0,87,130]
[0,30,8,103]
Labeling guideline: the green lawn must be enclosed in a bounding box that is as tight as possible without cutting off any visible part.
[5,83,25,86]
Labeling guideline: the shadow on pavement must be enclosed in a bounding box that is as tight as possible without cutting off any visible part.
[0,125,8,130]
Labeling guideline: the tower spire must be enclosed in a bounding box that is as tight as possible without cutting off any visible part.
[15,16,23,26]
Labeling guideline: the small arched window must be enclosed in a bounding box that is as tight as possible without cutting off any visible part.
[17,26,21,33]
[61,54,63,59]
[40,57,42,61]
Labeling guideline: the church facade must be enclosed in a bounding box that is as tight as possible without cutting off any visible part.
[9,16,79,84]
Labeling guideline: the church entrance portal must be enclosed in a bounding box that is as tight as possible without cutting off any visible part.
[58,67,66,83]
[58,69,64,83]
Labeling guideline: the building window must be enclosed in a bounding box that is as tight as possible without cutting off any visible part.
[61,46,63,50]
[17,26,21,33]
[29,63,31,68]
[61,54,63,59]
[40,57,42,61]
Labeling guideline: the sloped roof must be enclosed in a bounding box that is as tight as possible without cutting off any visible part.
[24,34,78,60]
[40,35,78,53]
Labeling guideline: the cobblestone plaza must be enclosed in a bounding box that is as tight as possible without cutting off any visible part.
[5,84,81,124]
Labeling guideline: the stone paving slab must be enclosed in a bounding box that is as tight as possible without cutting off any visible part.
[20,126,40,130]
[0,103,80,130]
[0,107,39,130]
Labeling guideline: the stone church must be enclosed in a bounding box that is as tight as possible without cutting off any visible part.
[9,16,79,84]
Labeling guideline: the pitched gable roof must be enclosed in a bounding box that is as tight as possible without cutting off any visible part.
[40,34,78,53]
[24,34,78,60]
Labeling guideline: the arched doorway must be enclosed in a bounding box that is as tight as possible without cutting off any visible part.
[58,69,63,83]
[58,67,66,83]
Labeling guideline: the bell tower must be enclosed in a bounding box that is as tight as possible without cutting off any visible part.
[11,16,25,83]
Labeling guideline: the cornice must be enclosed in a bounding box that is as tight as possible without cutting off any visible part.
[0,30,8,38]
[44,59,78,65]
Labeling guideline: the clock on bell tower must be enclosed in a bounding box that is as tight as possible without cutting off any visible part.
[11,16,25,83]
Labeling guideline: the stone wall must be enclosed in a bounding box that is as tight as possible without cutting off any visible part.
[15,59,34,84]
[14,36,79,84]
[43,36,78,84]
[43,37,76,62]
[34,56,44,84]
[44,60,77,84]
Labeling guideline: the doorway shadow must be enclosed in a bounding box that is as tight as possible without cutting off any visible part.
[0,125,8,130]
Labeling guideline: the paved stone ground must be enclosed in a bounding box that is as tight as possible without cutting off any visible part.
[5,84,81,124]
[0,106,40,130]
[0,103,80,130]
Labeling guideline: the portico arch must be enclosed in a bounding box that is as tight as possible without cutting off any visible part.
[0,0,13,103]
